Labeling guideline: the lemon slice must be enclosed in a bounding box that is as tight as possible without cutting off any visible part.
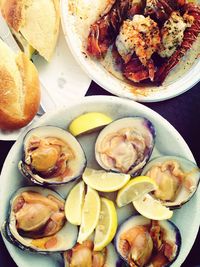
[133,194,173,220]
[65,181,85,225]
[77,186,101,243]
[82,168,130,192]
[116,176,157,207]
[94,197,118,251]
[69,112,112,136]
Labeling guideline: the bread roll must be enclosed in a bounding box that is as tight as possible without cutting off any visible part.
[0,39,40,130]
[0,0,60,61]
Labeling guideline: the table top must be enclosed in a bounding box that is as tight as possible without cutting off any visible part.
[0,81,200,267]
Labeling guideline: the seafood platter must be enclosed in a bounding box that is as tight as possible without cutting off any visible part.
[62,0,200,101]
[1,96,200,267]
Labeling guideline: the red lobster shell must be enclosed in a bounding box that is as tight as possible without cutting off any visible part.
[145,0,185,22]
[123,55,155,83]
[87,0,143,58]
[155,3,200,85]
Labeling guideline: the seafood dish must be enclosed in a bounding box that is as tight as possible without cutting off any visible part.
[115,215,181,267]
[87,0,200,86]
[2,186,78,253]
[19,126,86,185]
[1,96,200,267]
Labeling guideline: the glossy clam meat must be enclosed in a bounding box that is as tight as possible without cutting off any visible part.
[141,156,200,207]
[63,240,121,267]
[19,126,86,185]
[115,215,181,267]
[95,117,155,175]
[2,186,78,253]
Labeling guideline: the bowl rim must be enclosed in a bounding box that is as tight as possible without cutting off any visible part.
[60,0,200,103]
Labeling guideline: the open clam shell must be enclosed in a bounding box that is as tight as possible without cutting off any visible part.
[141,156,200,208]
[2,186,78,253]
[115,215,181,267]
[19,126,87,186]
[95,117,156,176]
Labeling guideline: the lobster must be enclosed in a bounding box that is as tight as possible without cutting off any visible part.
[155,3,200,85]
[145,0,186,22]
[87,0,143,58]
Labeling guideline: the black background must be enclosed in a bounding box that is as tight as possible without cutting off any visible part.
[0,81,200,267]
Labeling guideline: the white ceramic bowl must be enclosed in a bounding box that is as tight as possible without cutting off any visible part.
[0,96,200,267]
[61,0,200,102]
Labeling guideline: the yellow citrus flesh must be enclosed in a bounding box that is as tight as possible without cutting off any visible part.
[68,112,112,136]
[77,186,101,243]
[116,176,158,207]
[82,168,130,192]
[65,181,85,225]
[133,194,173,220]
[94,198,118,251]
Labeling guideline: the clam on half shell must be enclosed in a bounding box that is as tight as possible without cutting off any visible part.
[63,242,122,267]
[115,215,181,267]
[95,117,156,176]
[2,186,78,253]
[141,156,200,208]
[19,126,87,186]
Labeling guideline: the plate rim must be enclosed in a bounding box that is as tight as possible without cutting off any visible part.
[60,0,200,103]
[1,95,200,267]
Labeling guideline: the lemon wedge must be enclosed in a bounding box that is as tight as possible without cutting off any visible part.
[77,186,101,243]
[69,112,112,136]
[65,181,85,225]
[12,30,35,58]
[82,168,130,192]
[94,198,117,251]
[116,176,157,207]
[133,194,173,220]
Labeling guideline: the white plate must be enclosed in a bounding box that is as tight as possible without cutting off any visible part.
[0,96,200,267]
[61,0,200,102]
[0,26,91,141]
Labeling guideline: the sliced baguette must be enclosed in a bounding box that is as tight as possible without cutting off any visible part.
[0,39,40,130]
[1,0,60,61]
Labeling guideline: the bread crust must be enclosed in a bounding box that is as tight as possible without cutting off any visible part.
[1,0,60,61]
[0,50,40,130]
[0,0,25,31]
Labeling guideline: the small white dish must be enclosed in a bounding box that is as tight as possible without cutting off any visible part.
[61,0,200,103]
[0,96,200,267]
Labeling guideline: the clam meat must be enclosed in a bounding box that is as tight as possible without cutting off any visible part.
[2,186,78,253]
[115,215,181,267]
[19,126,87,185]
[63,240,122,267]
[95,117,155,175]
[142,156,200,208]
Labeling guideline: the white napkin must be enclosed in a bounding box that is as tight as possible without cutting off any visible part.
[32,27,91,111]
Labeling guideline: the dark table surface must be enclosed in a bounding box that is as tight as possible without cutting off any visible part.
[0,81,200,267]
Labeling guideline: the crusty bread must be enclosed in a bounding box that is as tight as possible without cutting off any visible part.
[0,39,40,130]
[0,0,60,61]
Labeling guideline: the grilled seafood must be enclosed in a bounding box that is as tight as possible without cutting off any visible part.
[87,0,200,85]
[155,3,200,85]
[87,0,143,58]
[116,14,160,81]
[145,0,186,22]
[115,215,181,267]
